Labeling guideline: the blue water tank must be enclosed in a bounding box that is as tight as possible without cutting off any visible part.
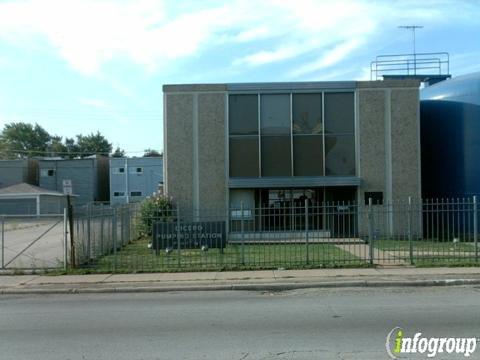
[420,72,480,199]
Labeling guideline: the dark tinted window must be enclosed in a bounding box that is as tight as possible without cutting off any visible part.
[229,136,259,177]
[261,136,292,176]
[229,95,258,135]
[293,136,323,176]
[324,92,354,134]
[325,135,355,175]
[364,192,383,205]
[293,93,322,134]
[261,94,290,135]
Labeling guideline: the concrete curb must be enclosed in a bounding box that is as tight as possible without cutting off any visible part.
[2,278,480,295]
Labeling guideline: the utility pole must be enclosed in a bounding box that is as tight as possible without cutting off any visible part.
[399,25,423,75]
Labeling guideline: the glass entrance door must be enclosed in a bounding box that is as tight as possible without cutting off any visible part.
[259,188,323,231]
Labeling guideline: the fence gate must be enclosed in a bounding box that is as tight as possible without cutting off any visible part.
[1,213,67,271]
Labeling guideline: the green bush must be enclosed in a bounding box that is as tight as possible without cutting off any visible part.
[136,194,175,236]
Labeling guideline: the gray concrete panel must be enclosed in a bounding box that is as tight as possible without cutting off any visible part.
[358,89,386,198]
[198,93,227,213]
[391,89,421,201]
[165,93,194,213]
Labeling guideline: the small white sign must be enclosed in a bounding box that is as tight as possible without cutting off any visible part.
[63,179,73,195]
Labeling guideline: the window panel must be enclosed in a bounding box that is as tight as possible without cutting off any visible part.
[261,136,292,176]
[324,92,354,134]
[293,93,322,134]
[229,95,258,135]
[261,94,290,135]
[325,135,355,176]
[229,136,259,177]
[325,186,356,202]
[293,135,323,176]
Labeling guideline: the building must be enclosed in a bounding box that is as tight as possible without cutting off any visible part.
[109,157,163,205]
[163,80,421,236]
[0,159,38,188]
[420,72,480,199]
[38,156,109,205]
[0,182,72,216]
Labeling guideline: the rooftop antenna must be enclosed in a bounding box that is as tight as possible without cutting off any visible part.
[398,25,423,75]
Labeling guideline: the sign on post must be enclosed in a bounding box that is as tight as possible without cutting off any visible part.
[152,221,226,253]
[62,179,73,195]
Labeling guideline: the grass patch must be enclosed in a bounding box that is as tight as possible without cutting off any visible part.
[74,237,368,273]
[373,239,476,252]
[413,256,480,267]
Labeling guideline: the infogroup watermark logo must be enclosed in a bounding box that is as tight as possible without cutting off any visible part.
[386,327,478,358]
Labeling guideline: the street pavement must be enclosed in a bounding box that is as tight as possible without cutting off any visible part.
[3,267,480,294]
[1,286,479,359]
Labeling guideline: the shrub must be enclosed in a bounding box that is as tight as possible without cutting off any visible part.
[136,193,175,236]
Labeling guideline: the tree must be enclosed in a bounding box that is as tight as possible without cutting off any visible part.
[63,137,79,158]
[143,148,162,157]
[0,122,51,158]
[112,146,125,157]
[50,135,68,157]
[0,122,116,159]
[76,131,112,157]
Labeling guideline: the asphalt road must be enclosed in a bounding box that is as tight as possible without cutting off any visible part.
[1,286,480,360]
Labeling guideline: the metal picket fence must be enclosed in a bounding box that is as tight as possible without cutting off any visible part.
[71,203,138,268]
[69,197,479,273]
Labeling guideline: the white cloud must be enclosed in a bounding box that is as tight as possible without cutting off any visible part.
[288,38,364,78]
[233,43,307,67]
[0,0,478,76]
[234,26,271,42]
[232,0,375,68]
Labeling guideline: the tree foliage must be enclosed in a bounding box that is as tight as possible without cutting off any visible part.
[112,146,126,157]
[137,193,174,236]
[76,131,112,157]
[0,122,50,158]
[0,122,114,159]
[143,148,162,157]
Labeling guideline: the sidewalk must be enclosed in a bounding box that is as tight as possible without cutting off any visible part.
[2,267,480,294]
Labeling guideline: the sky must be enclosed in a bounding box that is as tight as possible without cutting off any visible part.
[0,0,479,155]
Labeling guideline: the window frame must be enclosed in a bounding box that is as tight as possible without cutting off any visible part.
[129,167,143,174]
[228,89,356,178]
[40,169,55,177]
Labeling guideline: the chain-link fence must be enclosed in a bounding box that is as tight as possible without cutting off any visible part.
[70,197,479,273]
[1,214,66,270]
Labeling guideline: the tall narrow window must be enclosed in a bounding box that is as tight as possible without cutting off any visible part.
[324,92,355,176]
[261,94,291,176]
[229,95,259,177]
[293,93,323,176]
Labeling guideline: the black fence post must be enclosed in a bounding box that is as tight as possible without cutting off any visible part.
[241,201,245,266]
[368,198,374,265]
[176,206,181,268]
[408,196,413,265]
[305,198,309,265]
[474,196,478,262]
